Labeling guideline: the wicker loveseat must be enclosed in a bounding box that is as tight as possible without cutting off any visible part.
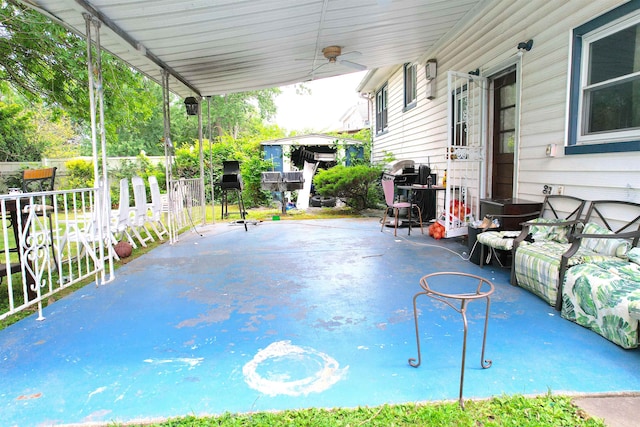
[512,200,640,311]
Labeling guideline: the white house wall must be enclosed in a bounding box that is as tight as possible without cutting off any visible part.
[370,0,639,203]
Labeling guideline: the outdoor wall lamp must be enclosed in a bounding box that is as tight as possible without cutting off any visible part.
[517,39,534,52]
[184,96,199,116]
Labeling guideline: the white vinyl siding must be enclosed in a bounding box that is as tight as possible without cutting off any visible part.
[371,0,638,204]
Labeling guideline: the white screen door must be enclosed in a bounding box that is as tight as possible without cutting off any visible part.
[441,71,487,238]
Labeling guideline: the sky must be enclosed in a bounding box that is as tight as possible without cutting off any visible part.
[273,70,367,132]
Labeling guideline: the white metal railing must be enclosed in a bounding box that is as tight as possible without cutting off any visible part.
[0,187,113,322]
[0,178,203,322]
[166,178,205,241]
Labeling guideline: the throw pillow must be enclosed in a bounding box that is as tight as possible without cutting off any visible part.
[628,247,640,265]
[581,222,631,258]
[528,218,570,243]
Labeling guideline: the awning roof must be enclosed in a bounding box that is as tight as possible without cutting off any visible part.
[20,0,485,98]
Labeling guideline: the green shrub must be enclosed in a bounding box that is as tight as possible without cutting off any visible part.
[64,159,94,189]
[313,164,383,211]
[240,156,273,208]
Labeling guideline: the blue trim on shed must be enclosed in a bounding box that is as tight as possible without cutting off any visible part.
[345,146,364,166]
[263,145,283,171]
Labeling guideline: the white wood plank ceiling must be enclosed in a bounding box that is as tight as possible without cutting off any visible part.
[20,0,485,98]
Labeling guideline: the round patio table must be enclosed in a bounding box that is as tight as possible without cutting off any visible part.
[408,271,494,409]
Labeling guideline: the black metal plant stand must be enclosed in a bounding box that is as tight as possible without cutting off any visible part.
[408,272,494,409]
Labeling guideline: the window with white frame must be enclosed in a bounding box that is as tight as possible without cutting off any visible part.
[404,63,417,109]
[568,1,640,154]
[376,84,388,134]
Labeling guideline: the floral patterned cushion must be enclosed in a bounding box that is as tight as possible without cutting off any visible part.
[514,241,612,306]
[561,260,640,349]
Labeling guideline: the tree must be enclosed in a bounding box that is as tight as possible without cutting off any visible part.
[1,2,155,155]
[33,105,79,158]
[176,91,281,144]
[0,100,42,161]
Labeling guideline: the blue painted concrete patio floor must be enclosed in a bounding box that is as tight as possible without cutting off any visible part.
[1,218,639,426]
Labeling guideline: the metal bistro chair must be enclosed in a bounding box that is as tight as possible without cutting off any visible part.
[380,174,423,236]
[21,166,59,272]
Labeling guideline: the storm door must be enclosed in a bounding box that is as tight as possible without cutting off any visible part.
[442,71,487,238]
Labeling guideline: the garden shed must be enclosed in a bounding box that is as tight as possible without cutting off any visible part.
[261,134,365,172]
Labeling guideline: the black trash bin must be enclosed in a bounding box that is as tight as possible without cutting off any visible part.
[468,226,484,265]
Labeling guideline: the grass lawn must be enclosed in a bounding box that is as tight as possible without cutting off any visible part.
[114,394,604,426]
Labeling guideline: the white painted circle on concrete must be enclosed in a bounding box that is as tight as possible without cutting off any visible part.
[243,340,348,396]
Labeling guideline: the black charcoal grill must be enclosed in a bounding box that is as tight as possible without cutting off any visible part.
[393,166,418,185]
[219,160,246,229]
[282,171,304,190]
[261,172,283,191]
[220,160,243,190]
[260,171,305,214]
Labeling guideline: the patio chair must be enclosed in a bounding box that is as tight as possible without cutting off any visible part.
[59,177,118,263]
[380,174,423,237]
[21,166,59,272]
[476,212,541,268]
[147,175,169,240]
[130,176,155,247]
[110,178,137,249]
[476,195,585,273]
[22,167,57,194]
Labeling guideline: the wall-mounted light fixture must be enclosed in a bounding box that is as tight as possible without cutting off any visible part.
[425,59,437,80]
[184,96,199,116]
[545,143,557,157]
[517,39,534,52]
[425,59,437,100]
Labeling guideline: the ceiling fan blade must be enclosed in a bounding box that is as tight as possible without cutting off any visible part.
[338,51,362,61]
[339,59,367,71]
[309,61,329,74]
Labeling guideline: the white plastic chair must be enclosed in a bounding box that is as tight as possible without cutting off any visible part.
[60,178,118,263]
[148,175,169,240]
[111,178,137,249]
[130,176,155,247]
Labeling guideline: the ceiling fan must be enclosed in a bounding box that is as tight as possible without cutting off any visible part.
[300,46,367,73]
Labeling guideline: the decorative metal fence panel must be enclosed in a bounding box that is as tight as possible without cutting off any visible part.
[0,177,203,322]
[0,187,112,322]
